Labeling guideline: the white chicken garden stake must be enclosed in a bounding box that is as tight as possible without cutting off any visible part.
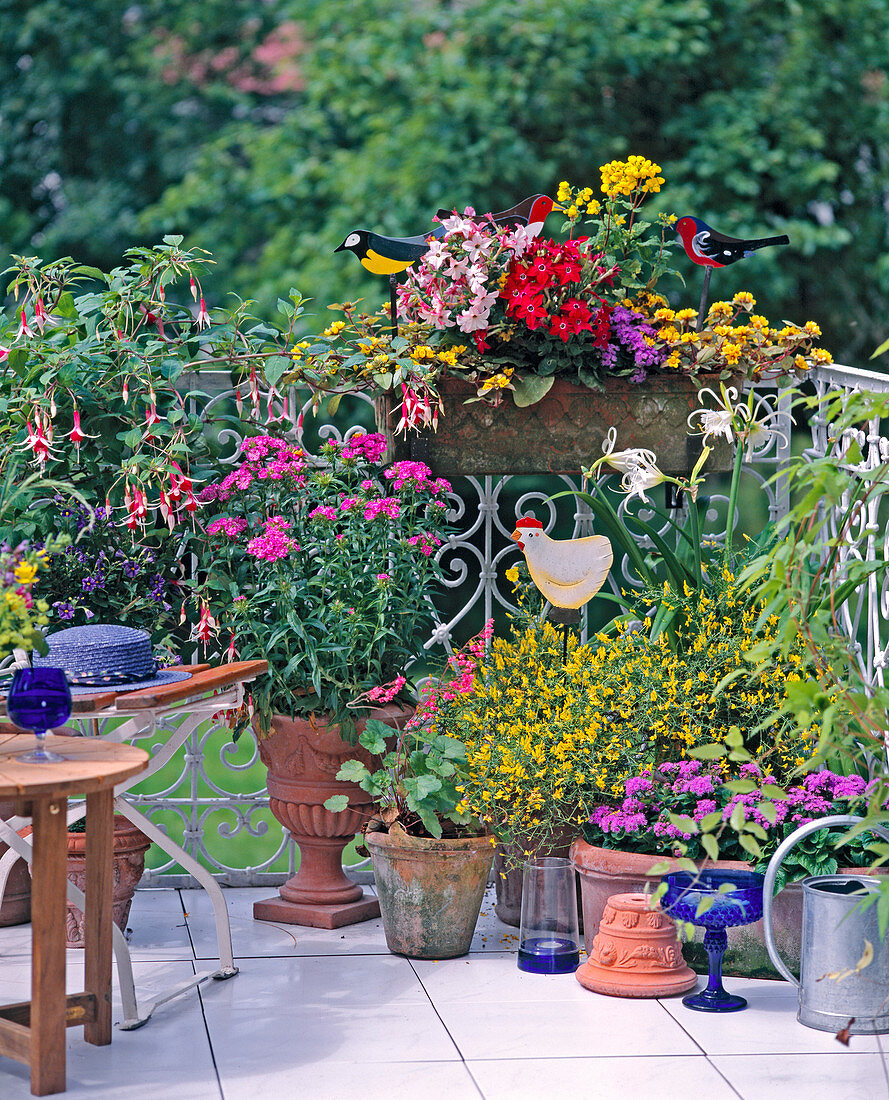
[510,517,612,609]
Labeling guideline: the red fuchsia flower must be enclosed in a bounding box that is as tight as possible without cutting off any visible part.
[196,297,210,330]
[68,407,97,460]
[33,297,48,333]
[396,383,440,434]
[17,308,33,339]
[122,377,130,404]
[0,345,9,362]
[189,276,198,302]
[194,601,217,644]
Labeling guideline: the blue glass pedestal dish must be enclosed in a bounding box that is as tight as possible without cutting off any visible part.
[661,869,765,1012]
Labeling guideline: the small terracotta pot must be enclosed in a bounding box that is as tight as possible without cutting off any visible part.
[575,892,697,998]
[366,822,495,959]
[65,815,151,948]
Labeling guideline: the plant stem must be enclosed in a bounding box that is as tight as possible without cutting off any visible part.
[723,438,745,569]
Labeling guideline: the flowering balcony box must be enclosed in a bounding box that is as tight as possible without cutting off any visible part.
[376,374,735,477]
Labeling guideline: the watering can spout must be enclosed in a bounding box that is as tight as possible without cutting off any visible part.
[762,814,889,1035]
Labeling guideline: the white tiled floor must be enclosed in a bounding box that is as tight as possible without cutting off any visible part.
[1,885,887,1099]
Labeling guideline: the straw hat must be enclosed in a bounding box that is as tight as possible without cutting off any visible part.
[32,624,192,694]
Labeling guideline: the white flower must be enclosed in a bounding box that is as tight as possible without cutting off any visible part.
[688,386,740,443]
[600,426,658,474]
[621,457,667,503]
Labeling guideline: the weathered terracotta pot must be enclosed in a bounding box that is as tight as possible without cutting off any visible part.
[366,821,495,959]
[571,837,882,979]
[377,375,735,476]
[253,704,413,929]
[65,815,151,948]
[0,799,32,926]
[576,891,697,998]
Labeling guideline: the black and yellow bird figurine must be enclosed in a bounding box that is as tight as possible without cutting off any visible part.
[333,228,442,277]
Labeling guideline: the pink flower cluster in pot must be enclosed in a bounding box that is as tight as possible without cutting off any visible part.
[194,432,453,740]
[583,759,875,888]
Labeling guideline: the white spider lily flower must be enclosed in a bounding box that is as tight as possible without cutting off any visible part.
[621,456,667,503]
[687,385,741,443]
[600,425,658,474]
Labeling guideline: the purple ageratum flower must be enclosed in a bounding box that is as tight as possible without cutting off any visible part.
[625,775,654,797]
[693,798,719,821]
[676,774,719,797]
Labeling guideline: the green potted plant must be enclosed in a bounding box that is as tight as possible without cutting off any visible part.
[284,157,828,475]
[195,430,453,927]
[326,627,495,959]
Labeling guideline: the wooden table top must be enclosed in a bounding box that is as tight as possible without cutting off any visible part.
[0,735,149,798]
[0,660,268,717]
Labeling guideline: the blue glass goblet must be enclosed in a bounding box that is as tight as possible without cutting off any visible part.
[6,667,72,763]
[661,869,765,1012]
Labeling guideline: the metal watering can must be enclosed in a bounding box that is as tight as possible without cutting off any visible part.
[763,814,889,1034]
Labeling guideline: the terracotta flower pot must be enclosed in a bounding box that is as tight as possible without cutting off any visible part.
[576,891,697,998]
[570,837,879,979]
[252,704,414,929]
[377,375,736,476]
[365,822,495,959]
[0,799,32,927]
[65,815,151,948]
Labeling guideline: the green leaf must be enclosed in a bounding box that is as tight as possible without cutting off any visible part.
[512,374,554,407]
[323,795,350,813]
[702,834,721,861]
[336,759,369,783]
[264,355,292,387]
[689,743,727,760]
[358,720,390,755]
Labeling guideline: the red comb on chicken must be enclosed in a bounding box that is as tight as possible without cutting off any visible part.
[510,516,612,609]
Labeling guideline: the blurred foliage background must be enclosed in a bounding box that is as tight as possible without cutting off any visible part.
[2,0,888,364]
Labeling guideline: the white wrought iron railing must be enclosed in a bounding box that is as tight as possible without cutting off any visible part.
[101,361,889,885]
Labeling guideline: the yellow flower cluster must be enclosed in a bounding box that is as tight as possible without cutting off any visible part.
[432,575,814,856]
[600,156,664,198]
[635,291,832,379]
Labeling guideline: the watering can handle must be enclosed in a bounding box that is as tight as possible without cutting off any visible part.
[762,813,889,986]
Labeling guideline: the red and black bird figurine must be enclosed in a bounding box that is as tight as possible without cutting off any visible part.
[674,215,791,328]
[435,194,561,239]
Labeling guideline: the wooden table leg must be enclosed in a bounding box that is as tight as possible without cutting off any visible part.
[30,795,68,1096]
[83,788,112,1046]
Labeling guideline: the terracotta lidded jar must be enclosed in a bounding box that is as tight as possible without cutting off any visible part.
[575,891,697,998]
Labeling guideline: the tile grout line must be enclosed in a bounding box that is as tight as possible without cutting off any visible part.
[177,888,227,1100]
[407,956,488,1100]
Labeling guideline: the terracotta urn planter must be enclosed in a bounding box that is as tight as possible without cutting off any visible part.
[65,815,151,948]
[365,821,495,959]
[570,837,878,979]
[376,375,735,477]
[253,704,413,930]
[576,891,697,998]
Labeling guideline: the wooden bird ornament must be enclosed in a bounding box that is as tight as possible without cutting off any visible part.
[511,517,612,609]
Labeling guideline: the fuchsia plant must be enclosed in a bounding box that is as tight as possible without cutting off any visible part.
[195,432,453,741]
